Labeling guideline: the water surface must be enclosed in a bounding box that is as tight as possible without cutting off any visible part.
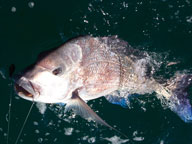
[0,0,192,144]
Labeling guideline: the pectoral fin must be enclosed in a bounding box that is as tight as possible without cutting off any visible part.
[65,89,112,127]
[65,89,128,138]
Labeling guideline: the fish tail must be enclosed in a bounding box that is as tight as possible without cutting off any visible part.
[161,73,192,122]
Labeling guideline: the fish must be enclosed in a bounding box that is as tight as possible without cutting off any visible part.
[14,35,192,131]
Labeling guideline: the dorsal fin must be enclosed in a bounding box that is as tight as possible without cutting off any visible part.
[65,89,128,138]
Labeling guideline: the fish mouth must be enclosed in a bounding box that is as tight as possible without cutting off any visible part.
[15,84,33,97]
[14,77,40,100]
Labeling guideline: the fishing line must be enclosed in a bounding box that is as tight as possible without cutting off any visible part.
[14,101,35,144]
[6,83,13,144]
[7,64,15,144]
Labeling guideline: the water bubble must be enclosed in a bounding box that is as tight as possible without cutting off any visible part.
[84,20,89,23]
[53,138,58,142]
[28,2,35,8]
[133,136,144,141]
[11,7,16,13]
[33,121,39,126]
[64,128,74,136]
[88,137,96,143]
[100,9,108,16]
[36,103,47,114]
[6,113,9,122]
[38,138,43,143]
[35,129,40,134]
[104,136,129,144]
[133,131,144,141]
[45,132,50,136]
[20,139,24,143]
[186,16,192,23]
[186,0,191,4]
[75,129,80,133]
[133,131,138,136]
[82,135,89,140]
[122,2,128,8]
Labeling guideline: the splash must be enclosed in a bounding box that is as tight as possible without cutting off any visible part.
[36,103,47,114]
[104,135,129,144]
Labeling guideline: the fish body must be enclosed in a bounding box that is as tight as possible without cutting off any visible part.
[14,36,192,127]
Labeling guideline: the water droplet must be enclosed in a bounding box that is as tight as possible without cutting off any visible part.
[33,121,39,126]
[35,129,40,134]
[11,7,16,12]
[84,20,89,23]
[28,2,35,8]
[64,128,74,135]
[186,16,192,23]
[53,138,57,142]
[45,132,50,136]
[88,137,96,143]
[38,138,43,143]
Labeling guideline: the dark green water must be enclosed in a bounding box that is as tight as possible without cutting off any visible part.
[0,0,192,144]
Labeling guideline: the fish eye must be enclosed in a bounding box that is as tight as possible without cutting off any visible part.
[52,67,62,75]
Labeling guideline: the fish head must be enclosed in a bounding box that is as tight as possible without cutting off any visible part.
[14,43,83,103]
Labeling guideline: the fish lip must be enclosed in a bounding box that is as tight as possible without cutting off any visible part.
[14,77,40,100]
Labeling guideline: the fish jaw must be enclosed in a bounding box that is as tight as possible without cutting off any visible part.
[14,76,40,101]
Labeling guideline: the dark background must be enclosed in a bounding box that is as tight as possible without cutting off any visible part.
[0,0,192,144]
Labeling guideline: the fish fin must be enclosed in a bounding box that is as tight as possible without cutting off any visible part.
[164,73,192,122]
[65,89,113,126]
[65,89,128,138]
